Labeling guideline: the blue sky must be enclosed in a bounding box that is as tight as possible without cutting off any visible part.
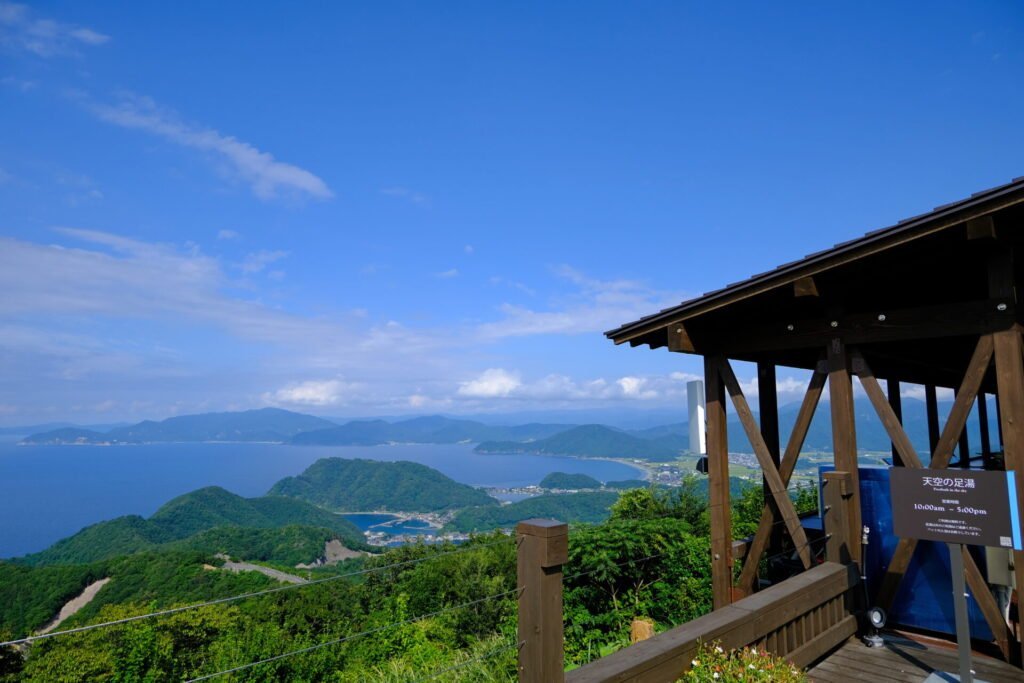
[1,1,1022,424]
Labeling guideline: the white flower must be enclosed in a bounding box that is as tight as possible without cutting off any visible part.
[713,674,720,680]
[692,659,699,667]
[715,645,724,653]
[748,663,756,669]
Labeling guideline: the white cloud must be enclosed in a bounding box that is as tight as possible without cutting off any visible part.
[264,379,356,406]
[669,371,701,383]
[84,94,333,201]
[900,385,954,401]
[240,249,288,274]
[477,265,685,339]
[217,229,240,240]
[1,75,36,91]
[617,376,659,400]
[0,229,420,360]
[435,268,459,279]
[0,2,109,57]
[380,186,428,204]
[457,369,522,398]
[454,369,699,404]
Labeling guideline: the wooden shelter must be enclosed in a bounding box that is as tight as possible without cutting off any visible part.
[605,176,1024,666]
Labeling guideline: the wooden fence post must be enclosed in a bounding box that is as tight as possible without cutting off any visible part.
[823,471,853,565]
[518,518,568,683]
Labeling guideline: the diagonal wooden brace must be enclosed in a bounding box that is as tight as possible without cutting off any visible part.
[736,365,826,593]
[717,358,812,570]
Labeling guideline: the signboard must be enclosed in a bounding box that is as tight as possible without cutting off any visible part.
[890,468,1022,550]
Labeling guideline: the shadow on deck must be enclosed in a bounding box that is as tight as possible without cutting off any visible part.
[809,632,1022,683]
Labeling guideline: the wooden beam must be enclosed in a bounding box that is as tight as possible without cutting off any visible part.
[736,364,827,593]
[955,385,971,468]
[698,299,1016,357]
[966,215,997,240]
[793,276,819,297]
[852,351,923,469]
[828,337,861,566]
[823,471,853,564]
[667,323,695,353]
[757,362,782,557]
[887,378,903,464]
[961,544,1017,666]
[993,328,1024,667]
[705,356,732,610]
[718,359,812,570]
[925,384,940,460]
[978,393,992,467]
[931,335,993,469]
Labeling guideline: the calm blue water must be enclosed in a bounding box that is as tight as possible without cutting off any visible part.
[0,439,642,558]
[342,513,438,536]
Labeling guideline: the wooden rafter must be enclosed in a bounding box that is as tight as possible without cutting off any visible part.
[736,364,827,593]
[717,358,812,571]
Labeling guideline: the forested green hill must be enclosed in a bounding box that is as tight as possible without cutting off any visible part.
[269,458,496,511]
[19,487,368,566]
[538,472,602,489]
[447,492,619,532]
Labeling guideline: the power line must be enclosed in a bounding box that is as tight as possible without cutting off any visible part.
[410,639,523,682]
[563,551,667,584]
[183,588,523,682]
[0,536,514,648]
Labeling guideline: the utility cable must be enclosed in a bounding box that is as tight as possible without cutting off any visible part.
[410,639,523,682]
[183,588,523,682]
[0,536,514,648]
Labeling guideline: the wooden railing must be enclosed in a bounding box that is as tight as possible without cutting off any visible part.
[516,518,860,683]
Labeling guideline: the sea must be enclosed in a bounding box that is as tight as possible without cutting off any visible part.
[0,439,643,558]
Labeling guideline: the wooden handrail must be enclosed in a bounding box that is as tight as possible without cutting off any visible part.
[565,562,858,683]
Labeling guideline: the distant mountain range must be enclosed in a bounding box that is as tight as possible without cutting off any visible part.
[20,408,335,445]
[476,424,683,461]
[289,415,574,446]
[17,396,999,459]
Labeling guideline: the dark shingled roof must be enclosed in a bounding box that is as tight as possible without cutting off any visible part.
[605,176,1024,345]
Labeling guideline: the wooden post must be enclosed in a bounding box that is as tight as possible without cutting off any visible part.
[925,384,941,461]
[517,519,568,683]
[993,330,1024,668]
[828,338,862,566]
[705,356,732,609]
[978,393,992,468]
[822,471,853,565]
[758,362,782,557]
[954,386,971,468]
[887,378,902,464]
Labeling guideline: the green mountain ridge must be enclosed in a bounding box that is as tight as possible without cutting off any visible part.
[447,492,621,532]
[269,458,496,512]
[18,486,368,566]
[21,407,338,444]
[289,415,575,446]
[475,424,682,461]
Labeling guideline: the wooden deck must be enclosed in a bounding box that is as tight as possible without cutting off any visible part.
[808,633,1022,683]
